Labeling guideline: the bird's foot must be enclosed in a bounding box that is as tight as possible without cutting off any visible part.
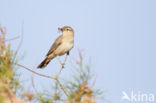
[67,51,69,55]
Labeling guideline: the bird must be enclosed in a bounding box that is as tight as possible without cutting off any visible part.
[37,26,74,68]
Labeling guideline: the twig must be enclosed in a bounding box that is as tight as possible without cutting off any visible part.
[91,74,98,88]
[55,78,69,98]
[12,21,24,64]
[5,36,20,42]
[5,86,14,103]
[56,54,68,77]
[31,76,38,94]
[15,63,71,100]
[57,56,62,66]
[16,63,55,79]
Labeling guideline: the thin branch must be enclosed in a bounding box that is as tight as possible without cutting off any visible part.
[12,21,24,64]
[56,54,68,77]
[31,76,38,94]
[0,26,7,37]
[15,63,71,100]
[16,63,55,79]
[57,56,62,66]
[91,74,98,88]
[55,78,69,98]
[5,36,20,42]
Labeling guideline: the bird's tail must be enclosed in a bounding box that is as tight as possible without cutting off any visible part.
[37,57,51,69]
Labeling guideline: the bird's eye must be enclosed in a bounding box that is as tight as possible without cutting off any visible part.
[66,28,69,31]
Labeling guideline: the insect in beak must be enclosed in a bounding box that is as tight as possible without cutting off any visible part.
[58,27,63,33]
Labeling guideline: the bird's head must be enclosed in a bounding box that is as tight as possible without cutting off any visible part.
[58,26,74,34]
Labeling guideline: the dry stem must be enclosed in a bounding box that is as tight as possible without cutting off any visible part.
[56,54,68,77]
[12,21,24,64]
[15,63,70,101]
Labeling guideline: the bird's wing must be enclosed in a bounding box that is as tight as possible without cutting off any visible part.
[46,35,62,56]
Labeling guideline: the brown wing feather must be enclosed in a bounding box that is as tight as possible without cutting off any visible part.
[46,35,62,56]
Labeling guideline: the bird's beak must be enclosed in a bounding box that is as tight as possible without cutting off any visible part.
[58,27,63,33]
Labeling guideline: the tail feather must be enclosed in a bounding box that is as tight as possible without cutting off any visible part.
[37,58,51,69]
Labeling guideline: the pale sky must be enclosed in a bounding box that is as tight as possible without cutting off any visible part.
[0,0,156,103]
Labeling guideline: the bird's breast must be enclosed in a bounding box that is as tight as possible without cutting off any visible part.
[62,37,74,49]
[54,36,74,56]
[62,36,74,45]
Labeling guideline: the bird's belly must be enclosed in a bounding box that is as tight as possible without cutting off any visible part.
[55,42,73,56]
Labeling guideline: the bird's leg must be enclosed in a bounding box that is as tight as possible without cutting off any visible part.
[67,51,70,55]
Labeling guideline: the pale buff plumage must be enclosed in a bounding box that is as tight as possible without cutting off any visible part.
[37,26,74,68]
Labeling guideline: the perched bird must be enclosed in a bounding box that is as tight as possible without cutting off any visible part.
[37,26,74,68]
